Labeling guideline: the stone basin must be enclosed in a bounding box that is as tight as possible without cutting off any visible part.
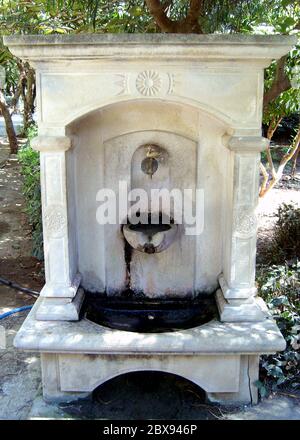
[84,294,217,333]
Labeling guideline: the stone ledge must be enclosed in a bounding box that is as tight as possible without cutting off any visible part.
[4,34,296,64]
[4,33,296,46]
[14,297,286,355]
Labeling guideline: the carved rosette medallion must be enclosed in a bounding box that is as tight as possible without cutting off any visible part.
[44,205,67,238]
[115,71,176,97]
[136,70,162,96]
[234,211,257,238]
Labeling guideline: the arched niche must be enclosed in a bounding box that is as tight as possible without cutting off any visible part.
[65,99,230,295]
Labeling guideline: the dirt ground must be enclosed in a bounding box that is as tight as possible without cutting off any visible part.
[0,139,43,291]
[0,138,299,420]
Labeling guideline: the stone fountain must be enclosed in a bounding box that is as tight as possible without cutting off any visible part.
[4,34,295,404]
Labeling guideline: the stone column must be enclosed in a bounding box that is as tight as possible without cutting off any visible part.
[217,136,269,322]
[32,136,83,321]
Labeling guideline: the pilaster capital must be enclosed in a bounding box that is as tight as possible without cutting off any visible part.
[223,135,269,153]
[31,136,72,152]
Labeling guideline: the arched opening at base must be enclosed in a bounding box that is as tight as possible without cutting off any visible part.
[69,371,213,420]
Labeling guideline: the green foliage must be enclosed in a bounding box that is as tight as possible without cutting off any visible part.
[1,1,299,116]
[256,203,300,397]
[0,44,19,97]
[256,261,300,396]
[276,114,300,137]
[263,44,300,127]
[0,0,152,34]
[0,0,298,35]
[18,125,43,260]
[268,203,300,264]
[260,1,300,133]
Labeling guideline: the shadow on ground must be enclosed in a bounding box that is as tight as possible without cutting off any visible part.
[58,372,224,420]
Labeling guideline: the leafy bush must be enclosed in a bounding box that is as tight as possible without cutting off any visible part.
[268,203,300,264]
[18,125,43,260]
[256,262,300,397]
[255,204,300,398]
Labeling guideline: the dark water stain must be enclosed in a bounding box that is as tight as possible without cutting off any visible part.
[123,227,133,292]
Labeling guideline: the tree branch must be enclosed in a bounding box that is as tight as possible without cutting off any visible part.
[259,125,300,197]
[259,162,269,197]
[291,142,300,177]
[144,0,178,32]
[263,55,291,111]
[184,0,203,33]
[10,75,23,113]
[145,0,203,33]
[279,125,300,174]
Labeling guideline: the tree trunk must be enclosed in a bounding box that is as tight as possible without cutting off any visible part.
[145,0,203,33]
[21,66,35,135]
[259,162,269,197]
[10,75,23,114]
[0,88,18,154]
[16,60,36,136]
[259,117,282,197]
[263,56,291,111]
[291,143,300,177]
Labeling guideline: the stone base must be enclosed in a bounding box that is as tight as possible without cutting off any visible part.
[14,298,286,406]
[40,274,82,298]
[207,355,259,404]
[218,274,257,299]
[216,289,268,322]
[36,288,85,321]
[40,352,259,405]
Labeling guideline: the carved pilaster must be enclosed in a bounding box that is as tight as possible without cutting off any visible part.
[32,136,82,320]
[217,136,269,322]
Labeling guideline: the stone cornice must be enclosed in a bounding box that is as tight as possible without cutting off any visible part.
[4,34,296,66]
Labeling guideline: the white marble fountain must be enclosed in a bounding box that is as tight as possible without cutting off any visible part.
[4,34,295,404]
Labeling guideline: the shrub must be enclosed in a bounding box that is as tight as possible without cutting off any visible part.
[18,125,43,260]
[256,205,300,396]
[268,203,300,264]
[256,262,300,396]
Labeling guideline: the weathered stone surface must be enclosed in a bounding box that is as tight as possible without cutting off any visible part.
[4,34,294,404]
[15,299,285,354]
[36,288,84,321]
